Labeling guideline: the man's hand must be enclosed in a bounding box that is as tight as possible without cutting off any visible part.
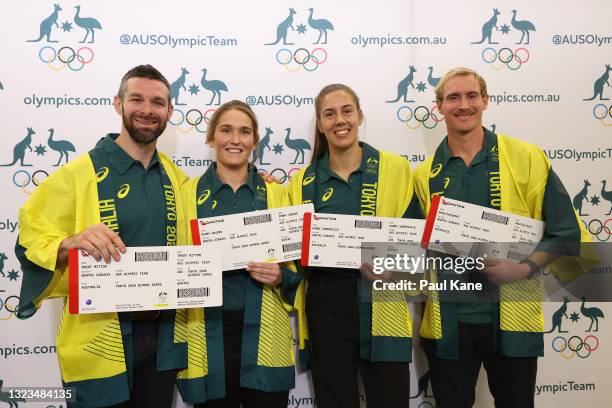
[360,262,392,282]
[57,223,127,268]
[246,262,282,285]
[482,259,531,284]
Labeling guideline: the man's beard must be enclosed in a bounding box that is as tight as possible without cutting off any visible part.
[122,108,167,145]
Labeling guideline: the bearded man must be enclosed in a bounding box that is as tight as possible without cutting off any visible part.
[16,65,189,408]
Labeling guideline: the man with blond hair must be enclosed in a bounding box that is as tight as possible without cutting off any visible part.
[413,67,589,407]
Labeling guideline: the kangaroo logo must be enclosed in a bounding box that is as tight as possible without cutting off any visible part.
[472,9,535,71]
[581,179,612,242]
[170,67,189,106]
[471,8,536,45]
[265,8,297,45]
[27,4,62,43]
[254,127,274,165]
[471,8,501,44]
[388,65,445,130]
[27,4,101,72]
[584,64,611,101]
[366,157,379,172]
[47,128,76,166]
[548,295,605,359]
[284,128,311,165]
[490,145,499,162]
[256,185,267,201]
[265,8,334,72]
[545,296,570,333]
[1,128,35,167]
[74,5,102,44]
[387,66,417,103]
[0,378,26,408]
[168,66,224,133]
[573,180,591,216]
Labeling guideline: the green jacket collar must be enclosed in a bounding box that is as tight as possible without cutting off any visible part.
[99,133,159,175]
[317,142,375,183]
[209,163,257,194]
[441,127,492,170]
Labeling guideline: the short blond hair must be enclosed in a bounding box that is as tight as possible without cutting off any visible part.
[435,67,488,104]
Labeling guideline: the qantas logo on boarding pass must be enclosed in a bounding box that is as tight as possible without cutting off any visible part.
[199,219,224,226]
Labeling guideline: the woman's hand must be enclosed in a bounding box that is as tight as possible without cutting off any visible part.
[246,262,283,285]
[258,172,281,184]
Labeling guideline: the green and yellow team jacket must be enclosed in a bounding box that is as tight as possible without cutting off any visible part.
[414,131,593,359]
[15,139,190,407]
[176,164,300,404]
[287,143,417,363]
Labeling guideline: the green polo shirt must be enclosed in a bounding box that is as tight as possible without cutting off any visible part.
[314,151,365,216]
[207,164,259,310]
[315,147,422,218]
[440,140,492,323]
[439,137,581,324]
[95,134,172,389]
[314,148,372,277]
[313,146,421,276]
[98,134,167,246]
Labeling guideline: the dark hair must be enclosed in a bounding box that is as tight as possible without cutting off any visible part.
[117,64,172,104]
[206,100,260,145]
[311,84,362,163]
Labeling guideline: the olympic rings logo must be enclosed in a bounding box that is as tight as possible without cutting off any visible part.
[275,47,328,72]
[38,46,95,72]
[258,167,301,184]
[481,47,530,71]
[586,218,612,242]
[12,169,49,195]
[592,104,612,126]
[551,334,599,359]
[170,108,216,134]
[396,104,444,130]
[0,294,20,321]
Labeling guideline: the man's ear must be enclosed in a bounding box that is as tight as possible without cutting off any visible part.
[167,102,174,122]
[113,95,122,116]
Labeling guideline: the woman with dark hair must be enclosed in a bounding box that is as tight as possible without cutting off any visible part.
[287,84,421,408]
[177,100,300,408]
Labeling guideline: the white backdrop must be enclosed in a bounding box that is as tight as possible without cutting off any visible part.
[1,1,611,407]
